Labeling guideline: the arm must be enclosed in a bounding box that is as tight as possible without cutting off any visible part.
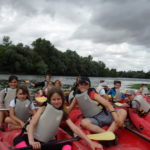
[94,93,119,124]
[66,118,103,150]
[30,102,37,116]
[25,80,44,88]
[27,106,45,149]
[0,90,5,107]
[66,97,77,113]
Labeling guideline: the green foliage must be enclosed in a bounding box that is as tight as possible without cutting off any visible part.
[129,84,150,90]
[0,35,150,77]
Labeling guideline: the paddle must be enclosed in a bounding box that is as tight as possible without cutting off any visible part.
[12,131,116,150]
[113,102,130,108]
[125,126,150,142]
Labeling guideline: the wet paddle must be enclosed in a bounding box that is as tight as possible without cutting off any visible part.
[12,131,116,150]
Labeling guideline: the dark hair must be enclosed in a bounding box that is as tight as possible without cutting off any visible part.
[78,77,91,86]
[45,73,51,78]
[114,80,121,85]
[16,85,30,100]
[47,87,65,110]
[8,75,18,82]
[54,80,62,87]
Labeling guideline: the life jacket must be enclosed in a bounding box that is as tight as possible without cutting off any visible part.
[113,89,122,102]
[4,88,16,108]
[14,99,32,123]
[142,87,149,95]
[132,95,150,115]
[34,104,63,142]
[75,90,102,117]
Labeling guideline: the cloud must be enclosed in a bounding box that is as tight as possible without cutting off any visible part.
[72,0,150,47]
[0,0,150,72]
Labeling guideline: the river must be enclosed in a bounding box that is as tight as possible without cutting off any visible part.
[0,74,150,91]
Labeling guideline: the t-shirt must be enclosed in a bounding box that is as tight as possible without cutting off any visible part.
[9,99,35,110]
[99,89,106,96]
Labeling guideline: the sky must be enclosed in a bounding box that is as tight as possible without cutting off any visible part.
[0,0,150,72]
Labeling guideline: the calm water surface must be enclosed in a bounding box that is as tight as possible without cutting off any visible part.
[0,74,150,91]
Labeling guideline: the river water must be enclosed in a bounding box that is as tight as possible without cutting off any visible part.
[0,74,150,91]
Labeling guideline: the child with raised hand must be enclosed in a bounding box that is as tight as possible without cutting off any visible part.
[0,75,19,130]
[5,85,36,130]
[27,87,103,150]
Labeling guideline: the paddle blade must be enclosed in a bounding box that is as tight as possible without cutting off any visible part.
[87,131,115,141]
[114,102,129,108]
[115,102,123,106]
[35,96,47,103]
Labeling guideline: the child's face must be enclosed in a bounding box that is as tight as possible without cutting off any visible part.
[8,79,18,89]
[78,83,90,92]
[114,83,121,89]
[50,93,63,109]
[17,89,27,100]
[45,75,51,81]
[48,82,53,87]
[55,81,61,88]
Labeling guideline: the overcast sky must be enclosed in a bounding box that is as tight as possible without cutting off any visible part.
[0,0,150,72]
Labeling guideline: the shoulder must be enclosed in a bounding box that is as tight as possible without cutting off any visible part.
[88,88,97,99]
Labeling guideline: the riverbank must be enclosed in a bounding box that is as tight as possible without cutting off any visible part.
[128,84,150,90]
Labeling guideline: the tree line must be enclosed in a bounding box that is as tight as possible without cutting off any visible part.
[0,36,149,78]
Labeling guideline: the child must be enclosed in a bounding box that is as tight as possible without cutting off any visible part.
[70,77,127,133]
[0,75,19,130]
[5,85,36,130]
[54,80,62,89]
[126,90,150,116]
[139,84,150,95]
[27,87,103,150]
[43,81,54,96]
[107,80,126,102]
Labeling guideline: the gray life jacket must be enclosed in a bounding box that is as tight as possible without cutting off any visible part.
[14,99,32,123]
[34,104,63,142]
[4,88,16,108]
[133,95,150,113]
[114,89,122,102]
[75,91,102,117]
[142,87,149,95]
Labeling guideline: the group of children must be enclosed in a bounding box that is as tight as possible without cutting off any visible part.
[0,75,149,150]
[0,75,103,150]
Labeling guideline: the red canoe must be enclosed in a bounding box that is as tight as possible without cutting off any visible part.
[0,109,150,150]
[128,108,150,138]
[0,127,150,150]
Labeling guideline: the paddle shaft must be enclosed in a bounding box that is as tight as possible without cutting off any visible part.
[125,126,150,142]
[12,136,80,150]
